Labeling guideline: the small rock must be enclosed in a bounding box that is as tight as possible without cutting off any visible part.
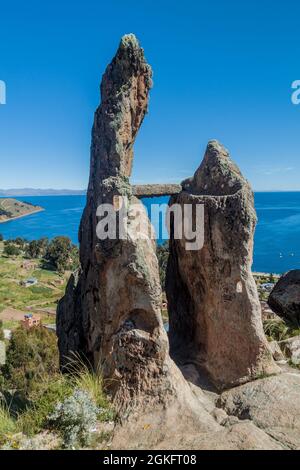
[268,340,285,362]
[211,408,228,425]
[279,335,300,365]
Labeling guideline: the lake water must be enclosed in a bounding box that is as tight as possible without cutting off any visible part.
[1,192,300,274]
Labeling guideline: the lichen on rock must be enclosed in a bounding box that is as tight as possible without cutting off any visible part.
[57,34,189,414]
[166,140,279,389]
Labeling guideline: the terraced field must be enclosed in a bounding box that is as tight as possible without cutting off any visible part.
[0,241,68,329]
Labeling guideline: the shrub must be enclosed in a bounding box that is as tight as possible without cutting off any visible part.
[263,319,289,341]
[3,244,20,257]
[45,236,79,273]
[18,374,72,436]
[0,234,3,242]
[66,354,109,410]
[48,389,99,448]
[12,237,27,248]
[26,238,48,259]
[0,398,17,445]
[1,326,59,397]
[263,318,300,342]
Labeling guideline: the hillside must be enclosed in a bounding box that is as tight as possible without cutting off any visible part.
[0,240,69,329]
[0,198,43,222]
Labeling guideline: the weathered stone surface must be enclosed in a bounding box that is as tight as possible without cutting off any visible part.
[56,34,202,415]
[268,270,300,324]
[218,373,300,449]
[132,183,182,198]
[110,381,283,450]
[279,335,300,365]
[261,300,281,321]
[110,408,283,450]
[166,140,279,389]
[268,341,285,362]
[56,35,292,449]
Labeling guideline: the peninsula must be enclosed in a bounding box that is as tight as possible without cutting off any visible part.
[0,198,44,223]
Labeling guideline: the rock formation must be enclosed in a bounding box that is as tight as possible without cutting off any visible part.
[55,34,300,450]
[268,270,300,323]
[166,140,279,389]
[218,372,300,449]
[132,183,182,198]
[57,34,198,414]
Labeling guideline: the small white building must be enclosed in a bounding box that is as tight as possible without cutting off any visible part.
[20,277,38,288]
[260,283,275,292]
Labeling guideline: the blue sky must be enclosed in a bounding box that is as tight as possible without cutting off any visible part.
[1,0,300,191]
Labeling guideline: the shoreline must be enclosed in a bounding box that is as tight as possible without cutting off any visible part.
[0,207,44,224]
[253,271,281,277]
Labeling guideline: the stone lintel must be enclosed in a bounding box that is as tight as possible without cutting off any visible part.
[132,184,182,198]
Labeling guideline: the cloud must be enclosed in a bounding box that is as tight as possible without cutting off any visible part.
[255,166,294,176]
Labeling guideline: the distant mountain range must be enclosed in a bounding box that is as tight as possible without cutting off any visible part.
[0,188,86,196]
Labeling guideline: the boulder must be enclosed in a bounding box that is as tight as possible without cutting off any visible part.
[268,270,300,324]
[110,403,283,450]
[218,373,300,449]
[166,140,279,389]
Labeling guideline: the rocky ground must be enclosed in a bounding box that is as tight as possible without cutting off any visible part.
[110,364,300,450]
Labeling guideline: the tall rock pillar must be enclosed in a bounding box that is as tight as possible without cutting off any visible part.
[166,140,279,389]
[57,35,192,412]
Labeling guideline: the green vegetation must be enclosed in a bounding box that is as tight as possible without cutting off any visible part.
[2,326,59,396]
[17,375,73,437]
[26,238,48,259]
[0,327,114,449]
[264,317,300,342]
[3,243,21,257]
[0,238,76,329]
[45,236,79,273]
[0,400,17,438]
[48,389,99,448]
[0,235,113,449]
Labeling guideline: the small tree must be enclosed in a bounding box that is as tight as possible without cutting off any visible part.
[3,243,20,257]
[26,237,48,259]
[0,234,3,242]
[37,237,49,257]
[1,326,59,397]
[12,237,27,249]
[45,236,78,273]
[26,240,40,258]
